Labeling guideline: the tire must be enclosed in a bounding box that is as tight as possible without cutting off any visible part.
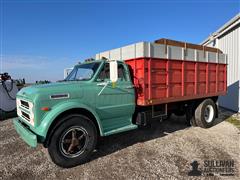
[185,103,197,127]
[194,99,216,128]
[48,114,97,168]
[189,116,197,127]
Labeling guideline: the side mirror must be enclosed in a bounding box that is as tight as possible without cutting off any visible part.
[109,60,118,87]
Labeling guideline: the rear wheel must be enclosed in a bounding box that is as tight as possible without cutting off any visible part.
[194,99,216,128]
[48,114,97,168]
[185,103,197,127]
[172,105,197,126]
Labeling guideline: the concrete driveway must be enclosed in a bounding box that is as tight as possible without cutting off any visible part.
[0,109,239,180]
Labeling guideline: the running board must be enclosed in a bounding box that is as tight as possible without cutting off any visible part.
[103,124,138,136]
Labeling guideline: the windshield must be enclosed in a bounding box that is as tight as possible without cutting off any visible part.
[65,62,100,81]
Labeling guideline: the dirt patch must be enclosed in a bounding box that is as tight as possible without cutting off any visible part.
[0,109,239,179]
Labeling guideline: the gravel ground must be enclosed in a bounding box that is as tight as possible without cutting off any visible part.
[0,109,239,180]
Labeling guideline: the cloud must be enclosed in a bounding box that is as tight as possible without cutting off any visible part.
[0,55,50,70]
[0,54,75,82]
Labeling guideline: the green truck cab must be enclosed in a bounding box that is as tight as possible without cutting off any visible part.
[13,59,137,167]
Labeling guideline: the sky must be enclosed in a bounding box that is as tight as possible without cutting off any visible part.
[0,0,239,83]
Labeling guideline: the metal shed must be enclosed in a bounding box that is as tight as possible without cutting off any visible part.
[201,13,240,112]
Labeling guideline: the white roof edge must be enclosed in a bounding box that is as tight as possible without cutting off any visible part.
[201,13,240,45]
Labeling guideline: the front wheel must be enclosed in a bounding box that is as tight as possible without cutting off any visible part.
[48,114,97,168]
[195,99,217,128]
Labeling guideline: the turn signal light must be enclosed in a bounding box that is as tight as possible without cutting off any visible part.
[41,107,50,111]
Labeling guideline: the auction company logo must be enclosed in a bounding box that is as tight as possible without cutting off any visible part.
[188,160,235,177]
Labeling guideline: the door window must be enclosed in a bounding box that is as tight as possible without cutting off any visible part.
[97,63,128,82]
[97,63,110,81]
[117,64,127,81]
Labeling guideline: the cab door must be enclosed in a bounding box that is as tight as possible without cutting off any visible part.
[94,62,135,132]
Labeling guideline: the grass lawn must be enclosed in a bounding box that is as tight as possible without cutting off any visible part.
[226,117,240,129]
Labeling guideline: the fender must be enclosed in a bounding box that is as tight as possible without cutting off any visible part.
[34,100,104,138]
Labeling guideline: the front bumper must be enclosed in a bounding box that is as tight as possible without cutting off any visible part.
[13,118,37,147]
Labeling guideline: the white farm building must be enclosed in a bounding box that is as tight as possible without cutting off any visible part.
[201,13,240,112]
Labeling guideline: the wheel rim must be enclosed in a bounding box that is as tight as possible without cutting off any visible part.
[59,126,89,158]
[204,105,214,123]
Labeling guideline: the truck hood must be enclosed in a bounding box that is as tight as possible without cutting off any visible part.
[17,81,85,101]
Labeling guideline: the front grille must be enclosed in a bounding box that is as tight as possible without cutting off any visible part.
[17,98,34,126]
[20,100,29,109]
[22,111,30,121]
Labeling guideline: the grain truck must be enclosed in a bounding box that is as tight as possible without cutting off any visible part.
[13,39,227,167]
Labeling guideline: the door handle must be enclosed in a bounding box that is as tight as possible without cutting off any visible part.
[97,81,110,96]
[125,85,134,89]
[97,82,108,86]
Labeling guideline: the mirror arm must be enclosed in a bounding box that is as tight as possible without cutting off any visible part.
[98,81,110,96]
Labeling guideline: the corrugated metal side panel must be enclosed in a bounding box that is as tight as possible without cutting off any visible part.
[218,26,239,86]
[217,26,240,112]
[208,25,240,112]
[203,25,239,112]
